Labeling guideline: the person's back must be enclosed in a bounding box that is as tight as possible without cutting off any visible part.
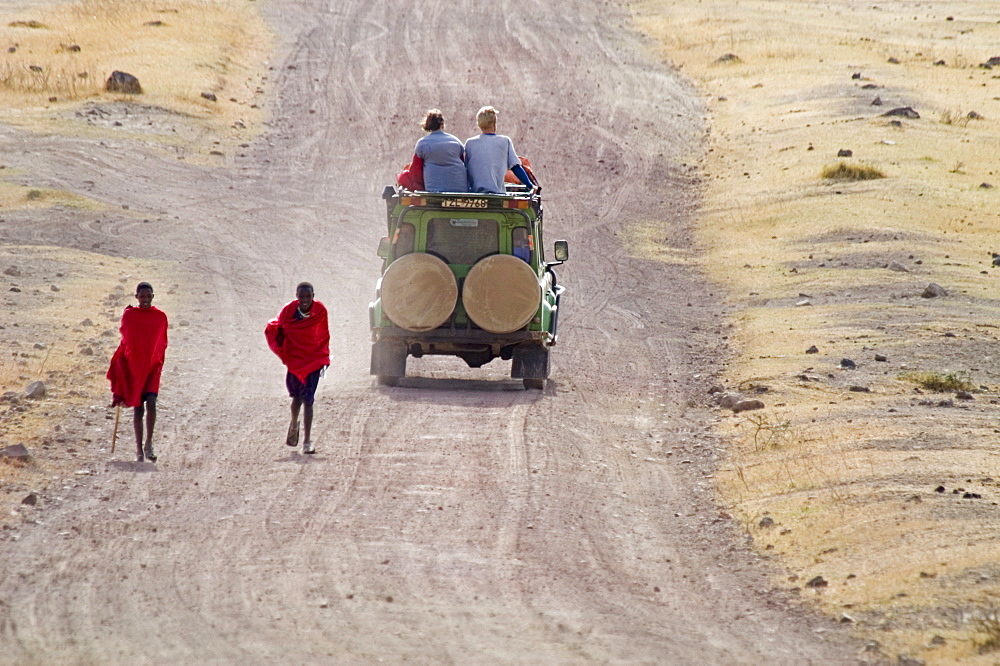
[465,133,520,194]
[416,131,467,192]
[465,106,533,195]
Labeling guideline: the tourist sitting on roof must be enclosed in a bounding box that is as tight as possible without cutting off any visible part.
[465,106,534,194]
[405,109,468,193]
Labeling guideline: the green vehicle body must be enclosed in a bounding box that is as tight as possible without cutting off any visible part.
[369,185,568,388]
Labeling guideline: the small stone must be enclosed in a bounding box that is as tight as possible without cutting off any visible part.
[3,266,20,276]
[928,635,946,647]
[201,91,218,102]
[714,53,741,64]
[887,57,900,64]
[839,613,855,623]
[968,111,984,120]
[897,656,925,666]
[805,575,828,588]
[80,346,94,356]
[106,70,142,94]
[795,299,812,307]
[936,399,954,408]
[849,386,870,393]
[717,393,741,410]
[21,493,37,506]
[956,390,974,400]
[883,106,920,119]
[887,261,909,272]
[837,149,853,157]
[24,380,46,398]
[759,516,775,528]
[805,345,819,354]
[840,358,856,369]
[81,318,93,326]
[921,283,947,298]
[871,96,883,106]
[33,343,45,350]
[732,399,765,413]
[0,444,29,460]
[50,284,60,292]
[981,182,994,190]
[875,354,887,362]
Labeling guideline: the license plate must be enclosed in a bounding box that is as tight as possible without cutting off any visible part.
[441,198,488,209]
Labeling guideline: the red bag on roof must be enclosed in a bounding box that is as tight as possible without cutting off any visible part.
[397,154,425,191]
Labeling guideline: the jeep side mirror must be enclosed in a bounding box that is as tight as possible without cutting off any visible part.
[377,236,391,258]
[553,240,569,262]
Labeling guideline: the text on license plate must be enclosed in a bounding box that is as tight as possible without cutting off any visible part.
[441,198,488,209]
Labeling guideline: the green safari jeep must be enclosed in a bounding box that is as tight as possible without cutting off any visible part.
[369,185,568,388]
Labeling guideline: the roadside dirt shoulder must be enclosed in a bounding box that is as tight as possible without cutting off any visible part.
[632,1,1000,661]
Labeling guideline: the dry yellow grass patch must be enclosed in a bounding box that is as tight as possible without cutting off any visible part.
[0,0,272,158]
[631,0,1000,661]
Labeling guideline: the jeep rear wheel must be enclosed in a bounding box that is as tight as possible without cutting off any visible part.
[522,378,545,390]
[377,375,399,387]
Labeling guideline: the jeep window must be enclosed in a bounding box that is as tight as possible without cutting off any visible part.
[394,222,415,257]
[511,227,532,264]
[427,217,499,265]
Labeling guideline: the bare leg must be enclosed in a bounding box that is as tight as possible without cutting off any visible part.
[303,403,313,443]
[287,398,301,446]
[133,406,145,460]
[143,397,157,460]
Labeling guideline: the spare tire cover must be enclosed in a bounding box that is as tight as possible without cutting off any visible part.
[381,253,458,332]
[463,255,540,334]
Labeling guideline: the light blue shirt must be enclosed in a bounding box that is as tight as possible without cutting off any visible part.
[465,133,520,194]
[415,130,468,193]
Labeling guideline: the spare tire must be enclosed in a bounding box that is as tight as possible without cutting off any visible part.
[463,255,540,334]
[381,253,458,332]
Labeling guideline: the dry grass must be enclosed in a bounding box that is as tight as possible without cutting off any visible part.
[820,162,886,182]
[630,0,1000,661]
[900,370,975,393]
[0,0,272,157]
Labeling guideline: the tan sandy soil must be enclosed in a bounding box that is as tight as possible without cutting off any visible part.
[631,1,1000,661]
[0,0,868,663]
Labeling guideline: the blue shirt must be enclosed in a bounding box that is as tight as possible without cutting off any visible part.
[465,133,521,194]
[415,130,468,193]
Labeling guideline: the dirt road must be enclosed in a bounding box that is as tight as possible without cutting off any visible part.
[1,1,861,661]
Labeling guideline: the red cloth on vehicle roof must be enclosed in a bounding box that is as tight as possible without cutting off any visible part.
[106,305,168,407]
[397,154,425,191]
[264,300,330,383]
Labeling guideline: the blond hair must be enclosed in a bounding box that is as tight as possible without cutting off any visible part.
[476,105,497,132]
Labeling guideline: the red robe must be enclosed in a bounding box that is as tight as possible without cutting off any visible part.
[107,305,169,407]
[264,300,330,382]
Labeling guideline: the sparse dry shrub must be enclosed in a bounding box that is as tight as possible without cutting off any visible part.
[975,607,1000,654]
[821,162,886,181]
[899,370,974,393]
[742,412,796,451]
[939,109,971,127]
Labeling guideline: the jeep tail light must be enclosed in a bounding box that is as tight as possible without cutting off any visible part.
[401,197,426,206]
[503,199,529,210]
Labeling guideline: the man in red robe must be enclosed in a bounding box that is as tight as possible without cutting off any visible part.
[265,282,330,454]
[107,282,168,462]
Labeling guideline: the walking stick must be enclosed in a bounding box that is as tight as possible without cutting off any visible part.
[111,404,121,455]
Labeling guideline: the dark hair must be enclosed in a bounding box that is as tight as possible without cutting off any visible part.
[422,109,444,132]
[136,281,153,294]
[296,282,314,295]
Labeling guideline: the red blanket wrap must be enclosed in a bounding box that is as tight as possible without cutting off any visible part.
[264,300,330,383]
[106,305,169,407]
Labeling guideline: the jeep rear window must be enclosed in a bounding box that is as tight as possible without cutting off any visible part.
[394,222,415,257]
[427,218,499,265]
